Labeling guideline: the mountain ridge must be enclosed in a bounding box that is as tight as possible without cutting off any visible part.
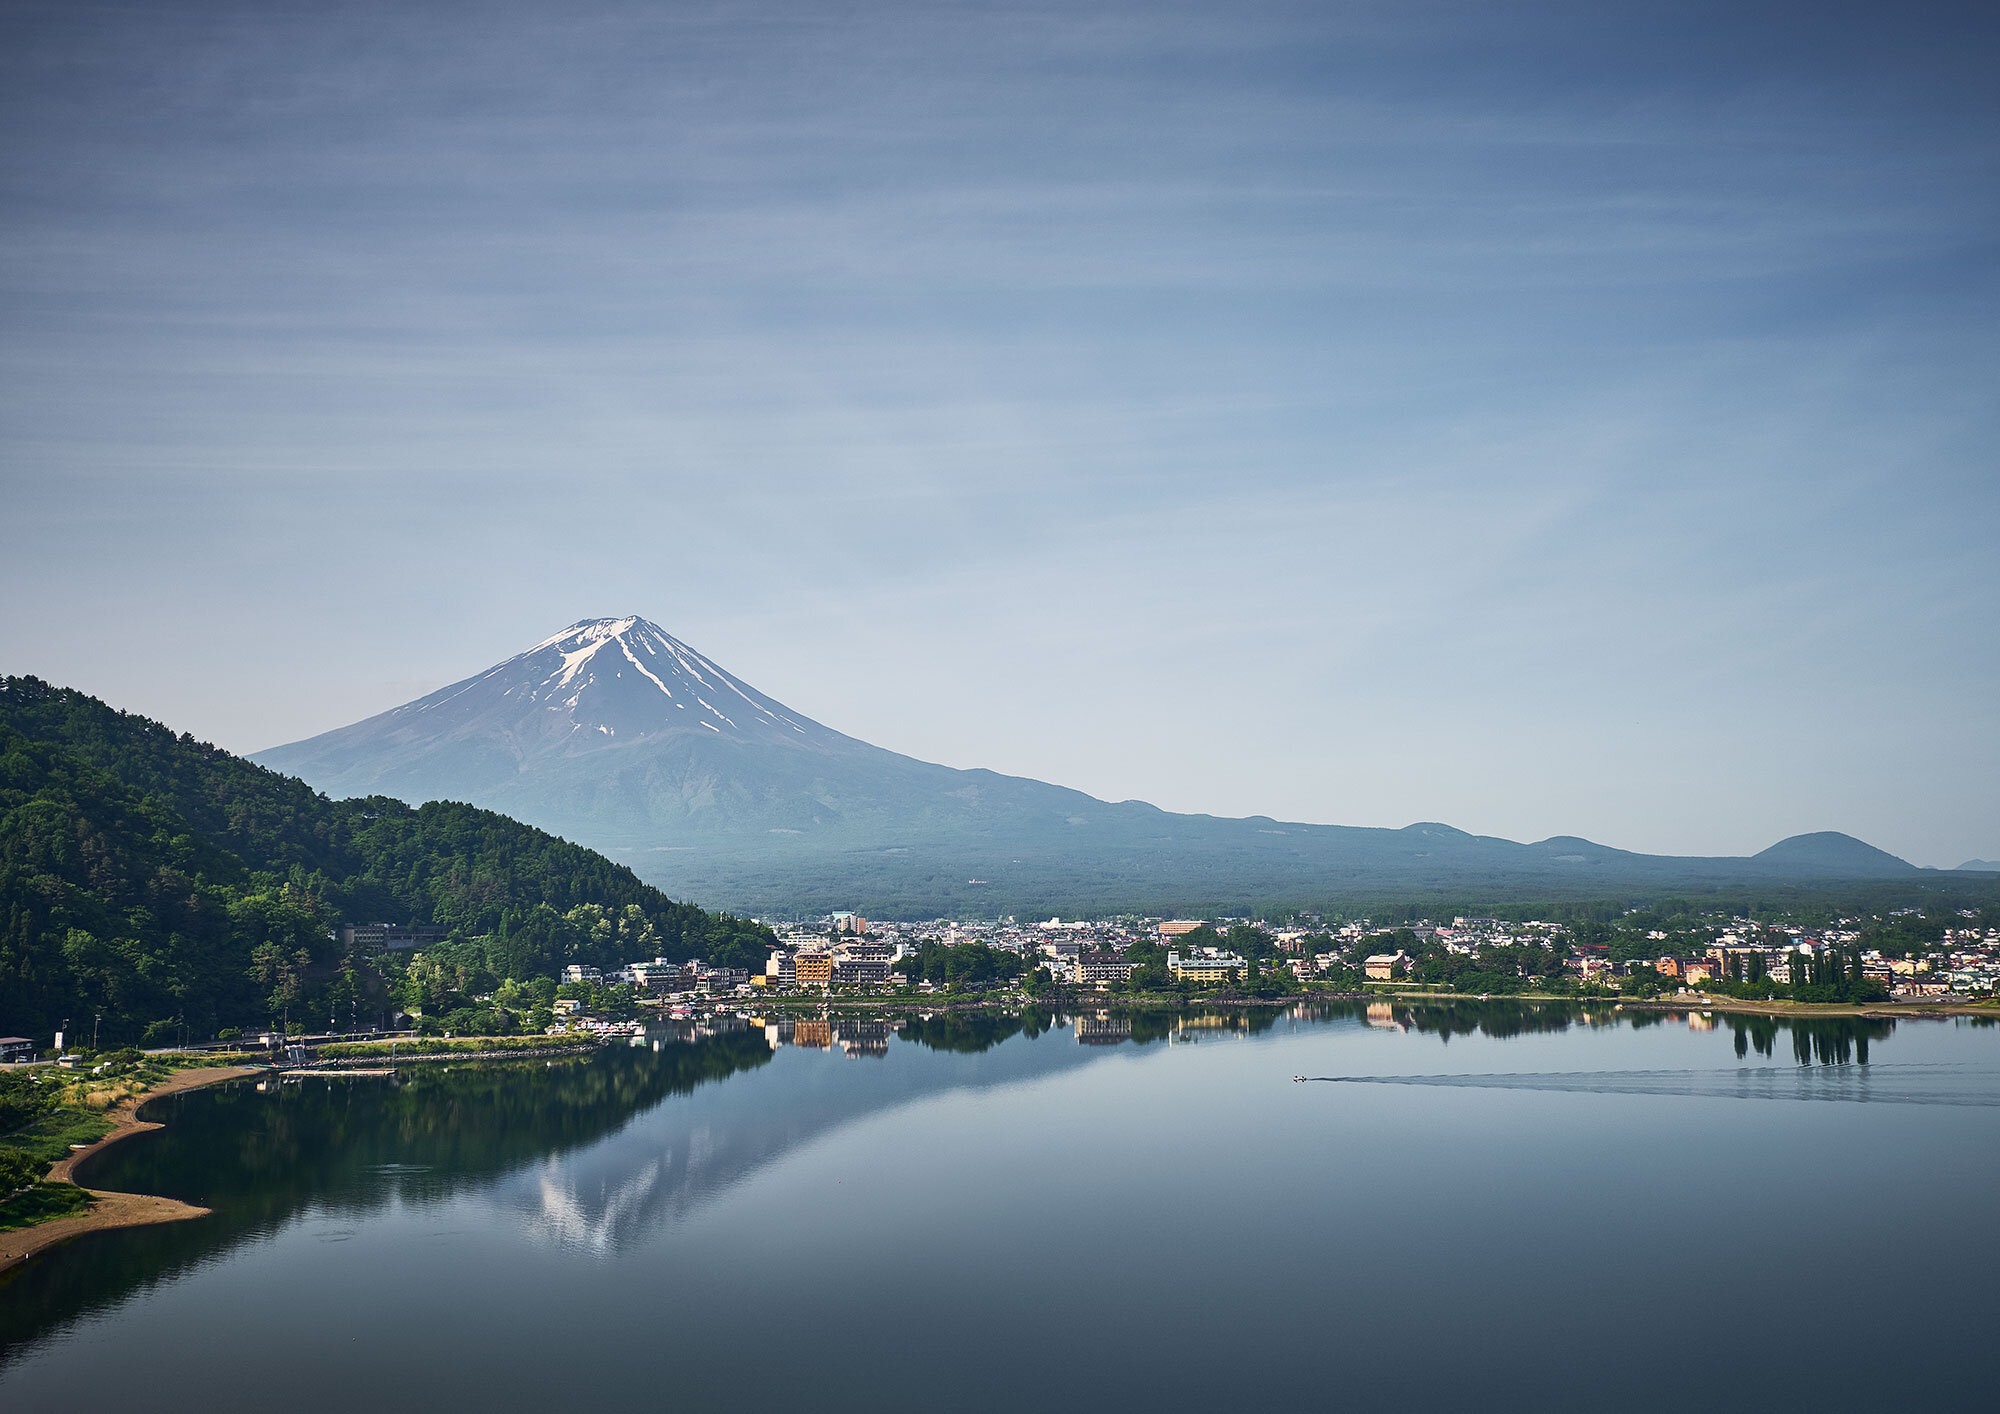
[253,616,1929,914]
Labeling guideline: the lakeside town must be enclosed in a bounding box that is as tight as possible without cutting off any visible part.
[523,903,2000,1041]
[8,902,1995,1071]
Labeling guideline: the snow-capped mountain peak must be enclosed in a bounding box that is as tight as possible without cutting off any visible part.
[358,616,830,753]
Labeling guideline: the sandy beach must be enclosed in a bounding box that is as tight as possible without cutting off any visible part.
[1,1063,259,1274]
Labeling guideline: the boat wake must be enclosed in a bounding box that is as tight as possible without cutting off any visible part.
[1297,1065,2000,1107]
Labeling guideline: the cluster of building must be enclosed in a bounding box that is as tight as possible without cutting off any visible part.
[1634,935,1998,996]
[1929,926,2000,994]
[764,933,897,988]
[547,1008,647,1039]
[545,908,2000,1019]
[1431,912,2000,997]
[761,915,1206,994]
[565,959,753,994]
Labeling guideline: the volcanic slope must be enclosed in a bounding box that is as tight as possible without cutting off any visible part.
[254,617,1924,914]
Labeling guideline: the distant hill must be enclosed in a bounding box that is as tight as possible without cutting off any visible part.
[253,617,1930,915]
[0,676,771,1045]
[1959,860,2000,873]
[1751,832,1920,876]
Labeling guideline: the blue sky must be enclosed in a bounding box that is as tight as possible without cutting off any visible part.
[3,0,1995,866]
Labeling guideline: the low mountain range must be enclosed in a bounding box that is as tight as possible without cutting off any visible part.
[256,616,1937,916]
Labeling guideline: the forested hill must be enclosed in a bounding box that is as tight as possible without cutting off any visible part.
[0,676,774,1045]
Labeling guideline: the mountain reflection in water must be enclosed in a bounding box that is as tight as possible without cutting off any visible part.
[0,1002,1983,1384]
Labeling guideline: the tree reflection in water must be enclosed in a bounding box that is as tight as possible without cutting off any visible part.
[0,1000,1938,1360]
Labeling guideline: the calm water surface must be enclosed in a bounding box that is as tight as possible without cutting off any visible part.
[3,1004,1996,1411]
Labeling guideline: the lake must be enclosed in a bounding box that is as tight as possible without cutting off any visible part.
[3,1002,1996,1410]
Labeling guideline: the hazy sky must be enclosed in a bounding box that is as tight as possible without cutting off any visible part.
[3,0,1995,867]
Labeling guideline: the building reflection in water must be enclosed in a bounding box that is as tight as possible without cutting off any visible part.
[1366,1003,1405,1033]
[1169,1013,1230,1043]
[836,1020,890,1057]
[760,1015,888,1056]
[1075,1013,1132,1045]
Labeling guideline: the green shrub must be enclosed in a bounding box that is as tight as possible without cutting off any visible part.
[0,1148,40,1195]
[0,1181,93,1232]
[0,1071,59,1135]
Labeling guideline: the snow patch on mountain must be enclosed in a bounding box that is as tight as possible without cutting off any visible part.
[619,639,673,698]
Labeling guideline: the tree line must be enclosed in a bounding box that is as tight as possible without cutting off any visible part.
[0,676,773,1045]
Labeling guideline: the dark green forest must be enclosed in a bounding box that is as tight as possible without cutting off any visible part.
[0,677,774,1045]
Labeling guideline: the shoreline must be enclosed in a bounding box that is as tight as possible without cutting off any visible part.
[1384,991,1998,1020]
[316,1040,603,1066]
[740,989,1998,1021]
[0,1064,259,1274]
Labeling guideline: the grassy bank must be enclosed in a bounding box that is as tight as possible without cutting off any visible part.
[1,1106,115,1171]
[319,1034,596,1060]
[0,1182,93,1233]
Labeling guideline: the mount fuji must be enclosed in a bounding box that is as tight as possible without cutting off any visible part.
[255,617,855,802]
[254,616,1922,914]
[252,616,1104,847]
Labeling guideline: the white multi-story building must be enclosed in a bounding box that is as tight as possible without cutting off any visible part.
[628,961,680,990]
[1167,949,1247,984]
